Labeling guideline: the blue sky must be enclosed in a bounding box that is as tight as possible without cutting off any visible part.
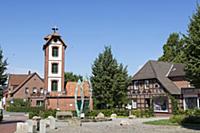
[0,0,198,77]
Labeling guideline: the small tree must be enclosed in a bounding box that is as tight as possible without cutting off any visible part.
[64,72,82,82]
[0,48,7,99]
[91,46,130,109]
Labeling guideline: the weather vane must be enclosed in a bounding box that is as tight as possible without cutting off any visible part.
[52,26,58,33]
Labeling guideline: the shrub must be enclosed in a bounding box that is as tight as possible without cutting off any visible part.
[85,109,129,117]
[170,96,179,115]
[180,109,200,125]
[181,116,200,124]
[132,109,154,118]
[169,115,185,124]
[28,109,57,119]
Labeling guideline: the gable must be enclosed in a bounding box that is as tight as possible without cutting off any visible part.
[43,33,67,50]
[12,73,44,95]
[132,60,181,95]
[133,61,156,80]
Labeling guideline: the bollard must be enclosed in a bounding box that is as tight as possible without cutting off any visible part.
[49,117,56,129]
[26,120,33,133]
[40,120,46,133]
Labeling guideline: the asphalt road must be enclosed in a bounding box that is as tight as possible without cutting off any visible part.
[0,111,28,133]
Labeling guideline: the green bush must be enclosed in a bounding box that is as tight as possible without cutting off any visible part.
[85,109,129,117]
[170,96,179,115]
[28,109,57,119]
[180,109,200,125]
[169,115,185,124]
[181,116,200,124]
[132,109,154,118]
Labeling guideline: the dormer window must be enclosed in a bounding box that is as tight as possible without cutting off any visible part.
[52,47,59,57]
[52,63,58,74]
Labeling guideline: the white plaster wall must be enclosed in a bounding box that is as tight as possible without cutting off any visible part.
[47,40,64,93]
[48,78,62,92]
[48,42,62,61]
[48,61,62,77]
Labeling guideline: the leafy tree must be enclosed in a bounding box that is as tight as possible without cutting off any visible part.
[158,33,185,63]
[184,4,200,88]
[91,46,130,109]
[0,48,7,99]
[64,72,82,82]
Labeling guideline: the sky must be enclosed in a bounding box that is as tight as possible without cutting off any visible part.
[0,0,199,77]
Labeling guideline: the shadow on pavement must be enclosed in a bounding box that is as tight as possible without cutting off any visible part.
[181,124,200,130]
[0,120,25,125]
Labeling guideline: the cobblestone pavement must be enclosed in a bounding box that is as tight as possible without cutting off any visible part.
[0,112,28,133]
[48,117,200,133]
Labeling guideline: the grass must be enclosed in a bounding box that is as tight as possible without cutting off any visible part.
[143,119,179,126]
[116,116,128,118]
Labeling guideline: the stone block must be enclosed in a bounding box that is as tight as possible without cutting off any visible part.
[56,111,73,120]
[96,112,104,119]
[110,113,117,118]
[15,122,28,133]
[39,120,46,133]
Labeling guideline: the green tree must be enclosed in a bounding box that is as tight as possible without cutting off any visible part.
[64,72,82,82]
[91,46,130,109]
[0,48,7,99]
[184,4,200,88]
[158,33,185,63]
[113,64,131,108]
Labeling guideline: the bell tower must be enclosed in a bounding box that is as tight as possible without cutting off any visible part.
[43,27,67,93]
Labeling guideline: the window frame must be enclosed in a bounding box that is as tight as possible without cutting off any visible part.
[51,80,58,91]
[134,81,139,90]
[52,63,58,74]
[52,46,59,57]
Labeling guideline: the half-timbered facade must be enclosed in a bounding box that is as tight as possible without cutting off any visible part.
[128,60,197,114]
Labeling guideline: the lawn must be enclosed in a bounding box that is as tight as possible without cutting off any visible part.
[143,119,179,126]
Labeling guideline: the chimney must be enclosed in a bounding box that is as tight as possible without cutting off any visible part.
[28,70,31,75]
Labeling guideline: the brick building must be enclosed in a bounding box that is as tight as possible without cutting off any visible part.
[5,72,45,107]
[128,60,200,114]
[4,28,93,111]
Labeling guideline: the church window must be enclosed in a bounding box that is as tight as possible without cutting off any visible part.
[52,63,58,74]
[52,47,58,57]
[51,80,58,91]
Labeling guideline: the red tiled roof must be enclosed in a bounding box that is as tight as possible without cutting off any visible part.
[9,74,29,88]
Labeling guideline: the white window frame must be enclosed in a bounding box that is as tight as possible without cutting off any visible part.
[144,80,150,89]
[33,87,37,94]
[183,96,200,110]
[134,81,139,90]
[132,100,137,109]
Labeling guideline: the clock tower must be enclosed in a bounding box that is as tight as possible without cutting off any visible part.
[43,27,66,93]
